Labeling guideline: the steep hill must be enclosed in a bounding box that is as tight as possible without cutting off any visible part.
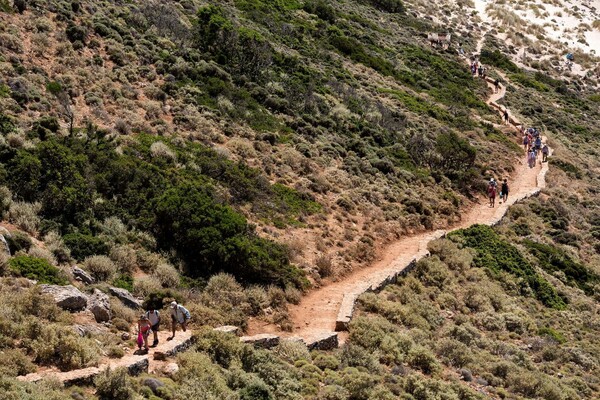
[0,0,599,399]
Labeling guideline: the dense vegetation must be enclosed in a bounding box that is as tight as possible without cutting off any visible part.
[0,131,312,287]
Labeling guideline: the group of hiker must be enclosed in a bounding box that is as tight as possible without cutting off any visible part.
[522,127,549,167]
[487,178,509,208]
[470,60,487,79]
[136,300,191,353]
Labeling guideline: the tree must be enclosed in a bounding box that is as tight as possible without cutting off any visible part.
[434,131,476,175]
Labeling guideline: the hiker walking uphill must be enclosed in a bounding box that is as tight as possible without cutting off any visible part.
[503,108,509,124]
[542,144,549,162]
[167,301,191,341]
[494,78,500,93]
[487,178,497,207]
[145,308,161,347]
[137,314,152,354]
[500,179,509,204]
[528,148,537,168]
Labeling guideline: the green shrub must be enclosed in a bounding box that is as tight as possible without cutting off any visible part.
[524,240,599,295]
[365,0,404,13]
[95,368,133,400]
[6,231,32,253]
[112,274,134,292]
[9,255,67,284]
[84,255,117,282]
[0,349,36,377]
[449,225,566,309]
[26,324,99,371]
[538,327,566,344]
[407,346,439,374]
[63,233,109,261]
[480,49,519,73]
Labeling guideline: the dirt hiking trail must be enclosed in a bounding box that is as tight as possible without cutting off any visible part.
[249,65,550,343]
[18,329,193,385]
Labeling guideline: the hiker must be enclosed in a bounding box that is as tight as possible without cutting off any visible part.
[494,78,500,93]
[167,301,191,341]
[478,65,483,77]
[542,144,549,162]
[534,136,542,154]
[145,308,161,347]
[522,134,529,152]
[503,108,509,124]
[487,181,497,207]
[528,148,537,168]
[137,314,152,353]
[500,178,509,203]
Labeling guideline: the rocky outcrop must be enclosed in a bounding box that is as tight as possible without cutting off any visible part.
[240,334,280,349]
[72,266,94,284]
[41,284,88,311]
[88,289,111,322]
[108,286,142,309]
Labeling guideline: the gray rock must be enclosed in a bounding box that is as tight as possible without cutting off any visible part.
[72,267,94,284]
[121,332,131,341]
[73,324,108,337]
[240,334,280,349]
[142,378,164,394]
[41,284,88,311]
[214,325,241,336]
[0,233,10,256]
[307,333,338,351]
[459,368,473,382]
[162,362,179,377]
[108,286,142,309]
[88,289,111,322]
[475,377,488,386]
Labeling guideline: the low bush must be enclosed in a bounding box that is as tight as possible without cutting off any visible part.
[8,255,67,284]
[84,255,117,282]
[449,225,566,309]
[0,349,36,377]
[153,262,180,288]
[25,323,99,371]
[95,367,133,400]
[6,231,32,253]
[64,233,109,261]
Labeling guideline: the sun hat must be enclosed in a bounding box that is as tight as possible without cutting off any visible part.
[170,301,177,308]
[140,314,148,320]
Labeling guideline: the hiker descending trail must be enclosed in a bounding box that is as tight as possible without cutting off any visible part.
[248,65,551,342]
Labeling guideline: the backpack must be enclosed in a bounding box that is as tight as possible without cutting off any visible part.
[145,310,160,323]
[178,305,191,320]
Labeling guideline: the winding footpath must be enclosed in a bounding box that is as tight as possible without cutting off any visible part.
[250,55,551,344]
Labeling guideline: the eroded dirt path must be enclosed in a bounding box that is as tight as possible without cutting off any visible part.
[249,63,548,343]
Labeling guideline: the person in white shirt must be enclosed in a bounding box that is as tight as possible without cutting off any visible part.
[145,308,161,347]
[167,301,190,341]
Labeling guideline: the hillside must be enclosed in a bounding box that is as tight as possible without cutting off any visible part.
[0,0,599,399]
